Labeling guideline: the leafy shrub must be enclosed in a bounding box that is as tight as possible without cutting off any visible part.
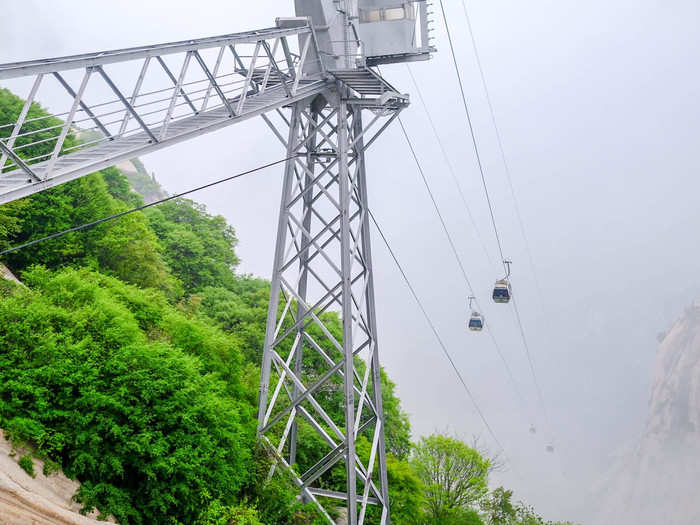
[18,454,35,477]
[0,267,256,524]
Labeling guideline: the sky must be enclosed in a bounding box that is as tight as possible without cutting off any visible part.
[3,1,700,522]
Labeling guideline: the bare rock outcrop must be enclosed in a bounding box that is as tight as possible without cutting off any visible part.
[0,264,21,286]
[0,431,112,525]
[596,304,700,525]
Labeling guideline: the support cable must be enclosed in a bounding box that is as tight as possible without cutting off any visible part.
[438,0,555,446]
[436,0,506,271]
[368,208,509,459]
[404,64,495,268]
[397,115,474,293]
[458,0,548,314]
[397,115,531,422]
[0,156,292,258]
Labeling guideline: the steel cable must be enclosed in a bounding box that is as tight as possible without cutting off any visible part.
[368,208,511,460]
[0,156,292,257]
[438,0,556,446]
[397,114,530,418]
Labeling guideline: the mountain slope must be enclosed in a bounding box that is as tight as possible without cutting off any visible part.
[596,304,700,525]
[0,430,111,525]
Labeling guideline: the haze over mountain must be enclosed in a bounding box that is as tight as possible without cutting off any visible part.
[593,304,700,525]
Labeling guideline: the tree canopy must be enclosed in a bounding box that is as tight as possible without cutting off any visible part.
[411,434,490,523]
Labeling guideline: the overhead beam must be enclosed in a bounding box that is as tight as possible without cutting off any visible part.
[0,81,329,205]
[0,25,312,80]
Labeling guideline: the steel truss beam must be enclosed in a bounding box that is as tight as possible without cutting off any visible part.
[258,91,400,524]
[0,22,326,204]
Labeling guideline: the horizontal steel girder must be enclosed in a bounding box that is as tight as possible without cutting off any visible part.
[0,22,327,204]
[0,18,408,206]
[0,80,330,204]
[0,25,312,80]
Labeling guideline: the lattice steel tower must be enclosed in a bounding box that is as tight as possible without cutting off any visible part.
[0,2,433,523]
[257,3,431,523]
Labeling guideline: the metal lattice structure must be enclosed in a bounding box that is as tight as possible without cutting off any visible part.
[257,93,404,523]
[0,21,327,204]
[0,2,434,523]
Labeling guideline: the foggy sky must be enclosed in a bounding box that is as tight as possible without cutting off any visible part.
[3,1,700,522]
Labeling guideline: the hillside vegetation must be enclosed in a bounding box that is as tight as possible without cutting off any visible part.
[0,88,576,524]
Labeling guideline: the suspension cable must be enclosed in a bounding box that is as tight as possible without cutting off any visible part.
[458,0,548,313]
[437,0,507,274]
[0,156,292,257]
[439,0,556,445]
[368,208,511,459]
[397,115,531,421]
[397,115,475,292]
[405,64,496,268]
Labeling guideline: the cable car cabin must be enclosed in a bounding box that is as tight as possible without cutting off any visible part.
[468,312,484,331]
[357,1,433,65]
[492,280,512,303]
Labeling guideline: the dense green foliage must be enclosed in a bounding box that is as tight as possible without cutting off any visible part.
[411,434,490,523]
[0,267,254,523]
[146,198,239,294]
[0,88,577,525]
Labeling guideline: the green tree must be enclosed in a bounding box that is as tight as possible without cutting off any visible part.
[513,504,544,525]
[444,507,485,524]
[197,501,264,525]
[411,434,490,523]
[380,370,411,460]
[0,89,178,296]
[146,198,240,293]
[383,453,425,524]
[482,487,517,525]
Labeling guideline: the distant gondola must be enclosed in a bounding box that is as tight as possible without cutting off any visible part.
[468,312,484,331]
[492,280,512,303]
[467,296,484,331]
[493,259,513,304]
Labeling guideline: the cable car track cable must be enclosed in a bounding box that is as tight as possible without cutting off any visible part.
[397,115,475,293]
[436,0,506,270]
[437,0,557,448]
[404,63,496,268]
[368,208,512,462]
[397,114,531,418]
[458,0,548,316]
[0,156,292,258]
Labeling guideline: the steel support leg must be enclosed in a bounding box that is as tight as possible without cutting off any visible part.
[289,110,318,468]
[354,109,391,524]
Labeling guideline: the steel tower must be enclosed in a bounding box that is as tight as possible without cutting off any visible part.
[0,2,433,523]
[257,3,431,523]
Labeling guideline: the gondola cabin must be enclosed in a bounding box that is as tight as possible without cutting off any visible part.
[468,312,484,331]
[492,279,512,303]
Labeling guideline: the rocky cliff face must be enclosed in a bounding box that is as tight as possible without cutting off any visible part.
[0,431,112,525]
[596,304,700,525]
